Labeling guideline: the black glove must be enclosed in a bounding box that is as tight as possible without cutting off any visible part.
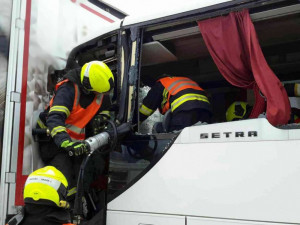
[60,140,88,156]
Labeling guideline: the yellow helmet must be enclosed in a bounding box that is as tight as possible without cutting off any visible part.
[226,101,251,122]
[80,61,114,93]
[23,166,68,207]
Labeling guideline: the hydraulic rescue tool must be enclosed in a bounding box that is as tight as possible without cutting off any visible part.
[32,121,132,156]
[32,122,133,221]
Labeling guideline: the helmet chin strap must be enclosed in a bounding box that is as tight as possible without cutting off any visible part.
[81,86,91,95]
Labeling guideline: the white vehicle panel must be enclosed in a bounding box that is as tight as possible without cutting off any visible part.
[108,119,300,224]
[187,216,295,225]
[81,0,235,45]
[78,21,120,46]
[122,0,233,27]
[107,211,185,225]
[176,118,288,144]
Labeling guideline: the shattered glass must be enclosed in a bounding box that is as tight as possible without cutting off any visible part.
[138,86,163,134]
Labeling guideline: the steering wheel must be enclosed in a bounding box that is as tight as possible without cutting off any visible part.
[126,136,158,159]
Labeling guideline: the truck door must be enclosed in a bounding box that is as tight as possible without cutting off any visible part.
[0,1,30,224]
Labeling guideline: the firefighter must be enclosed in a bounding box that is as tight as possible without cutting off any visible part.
[226,101,252,121]
[6,166,74,225]
[283,82,300,123]
[139,75,212,132]
[37,61,114,200]
[284,82,300,98]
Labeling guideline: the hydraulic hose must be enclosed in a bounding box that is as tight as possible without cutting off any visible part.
[73,120,124,218]
[73,152,92,217]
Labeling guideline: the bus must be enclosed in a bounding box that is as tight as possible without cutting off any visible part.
[2,0,300,224]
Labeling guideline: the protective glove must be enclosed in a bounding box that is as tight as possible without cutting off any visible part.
[60,140,88,156]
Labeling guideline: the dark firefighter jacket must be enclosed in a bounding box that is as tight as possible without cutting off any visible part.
[6,204,74,225]
[139,76,212,122]
[37,68,111,147]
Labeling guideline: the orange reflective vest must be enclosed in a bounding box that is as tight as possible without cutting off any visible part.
[159,77,205,114]
[50,79,104,140]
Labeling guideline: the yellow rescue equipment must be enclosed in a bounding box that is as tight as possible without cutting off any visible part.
[80,61,114,93]
[23,166,69,208]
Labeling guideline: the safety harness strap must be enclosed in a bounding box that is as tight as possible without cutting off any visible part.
[6,208,25,225]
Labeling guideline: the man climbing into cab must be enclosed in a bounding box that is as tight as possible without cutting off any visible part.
[138,75,212,133]
[36,61,114,202]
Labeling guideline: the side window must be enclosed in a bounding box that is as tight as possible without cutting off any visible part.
[107,133,177,200]
[68,34,119,97]
[136,38,179,134]
[135,10,300,128]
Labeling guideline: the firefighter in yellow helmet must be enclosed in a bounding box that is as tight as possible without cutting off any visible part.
[6,166,74,225]
[226,101,252,121]
[283,82,300,123]
[36,61,114,200]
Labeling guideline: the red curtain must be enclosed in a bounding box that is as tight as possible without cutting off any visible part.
[197,9,290,126]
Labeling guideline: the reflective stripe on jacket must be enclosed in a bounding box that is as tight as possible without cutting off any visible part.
[6,212,24,225]
[50,79,104,140]
[158,77,208,114]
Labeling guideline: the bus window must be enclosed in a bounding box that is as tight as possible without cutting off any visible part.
[108,133,177,199]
